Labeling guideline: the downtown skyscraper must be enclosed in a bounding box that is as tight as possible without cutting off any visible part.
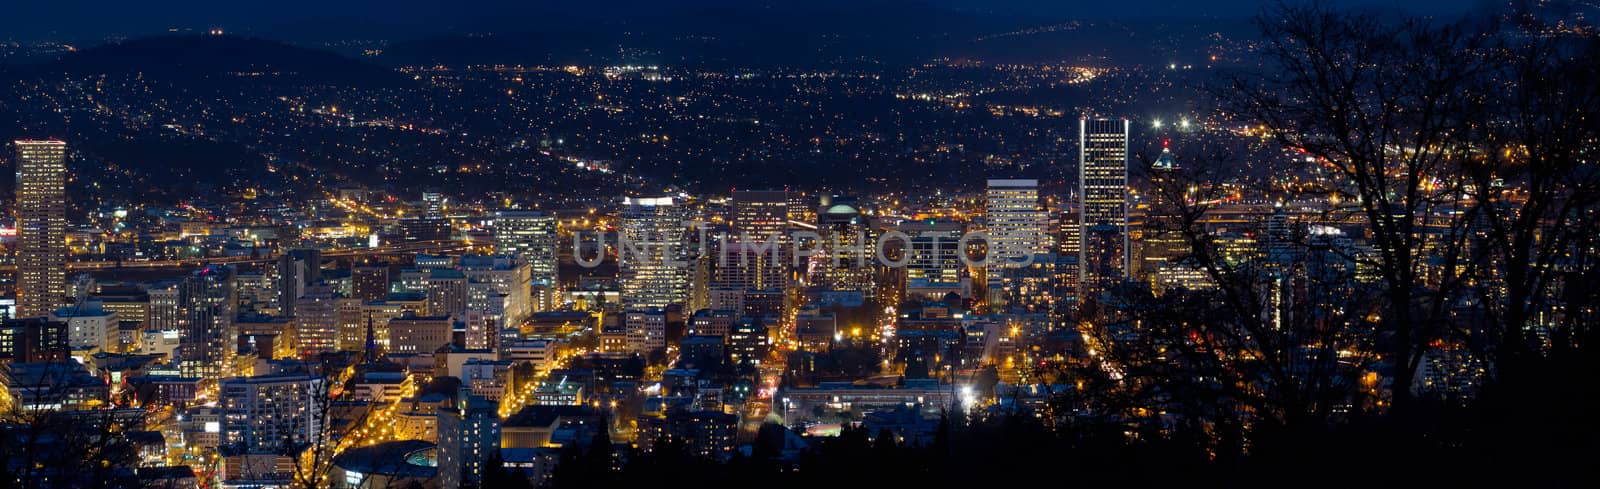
[985,179,1047,267]
[493,211,558,280]
[494,210,559,309]
[1079,118,1131,297]
[719,190,792,291]
[13,140,69,320]
[179,265,238,381]
[620,196,692,310]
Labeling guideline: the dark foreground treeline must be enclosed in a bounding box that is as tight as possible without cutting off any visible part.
[534,382,1595,489]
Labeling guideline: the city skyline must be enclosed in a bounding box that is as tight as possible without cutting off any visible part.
[1,1,1596,488]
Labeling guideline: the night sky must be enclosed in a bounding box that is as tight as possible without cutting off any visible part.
[4,0,1491,41]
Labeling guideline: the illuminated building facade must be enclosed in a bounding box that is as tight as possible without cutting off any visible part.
[14,140,68,319]
[1079,119,1131,296]
[619,196,691,309]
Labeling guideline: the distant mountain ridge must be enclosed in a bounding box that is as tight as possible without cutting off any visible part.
[34,35,407,87]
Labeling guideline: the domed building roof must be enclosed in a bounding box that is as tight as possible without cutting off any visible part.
[332,440,437,481]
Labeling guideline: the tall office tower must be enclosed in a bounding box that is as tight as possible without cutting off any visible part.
[1263,207,1297,269]
[294,284,338,353]
[816,196,877,296]
[438,394,501,489]
[423,269,468,316]
[901,220,966,301]
[351,264,390,302]
[219,373,325,453]
[147,282,182,331]
[275,249,320,317]
[14,140,69,319]
[688,254,711,312]
[179,266,239,381]
[461,254,532,331]
[619,196,691,310]
[1142,142,1194,290]
[1079,118,1132,297]
[723,190,791,290]
[986,179,1047,268]
[421,191,446,219]
[1055,206,1082,319]
[493,211,559,308]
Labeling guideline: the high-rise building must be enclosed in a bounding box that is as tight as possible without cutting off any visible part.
[294,284,338,354]
[619,196,691,310]
[276,249,320,317]
[233,272,275,314]
[901,220,966,301]
[721,190,791,291]
[179,266,238,381]
[219,373,325,454]
[1054,204,1083,319]
[1079,118,1131,296]
[147,282,182,332]
[986,179,1047,268]
[14,140,69,319]
[0,317,69,363]
[92,286,151,330]
[460,254,532,330]
[351,264,390,302]
[1142,142,1201,291]
[728,317,769,366]
[493,211,559,304]
[816,196,877,296]
[438,394,500,489]
[423,269,468,316]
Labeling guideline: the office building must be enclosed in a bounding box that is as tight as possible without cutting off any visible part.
[438,394,500,489]
[276,249,320,317]
[294,284,339,354]
[1079,118,1131,295]
[179,266,238,381]
[619,196,691,309]
[816,195,877,295]
[48,300,119,351]
[624,308,668,355]
[0,317,69,363]
[986,179,1047,267]
[14,140,69,319]
[421,191,445,219]
[351,265,390,302]
[720,190,791,291]
[901,219,966,300]
[387,313,454,354]
[460,254,532,329]
[219,373,325,454]
[493,211,559,308]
